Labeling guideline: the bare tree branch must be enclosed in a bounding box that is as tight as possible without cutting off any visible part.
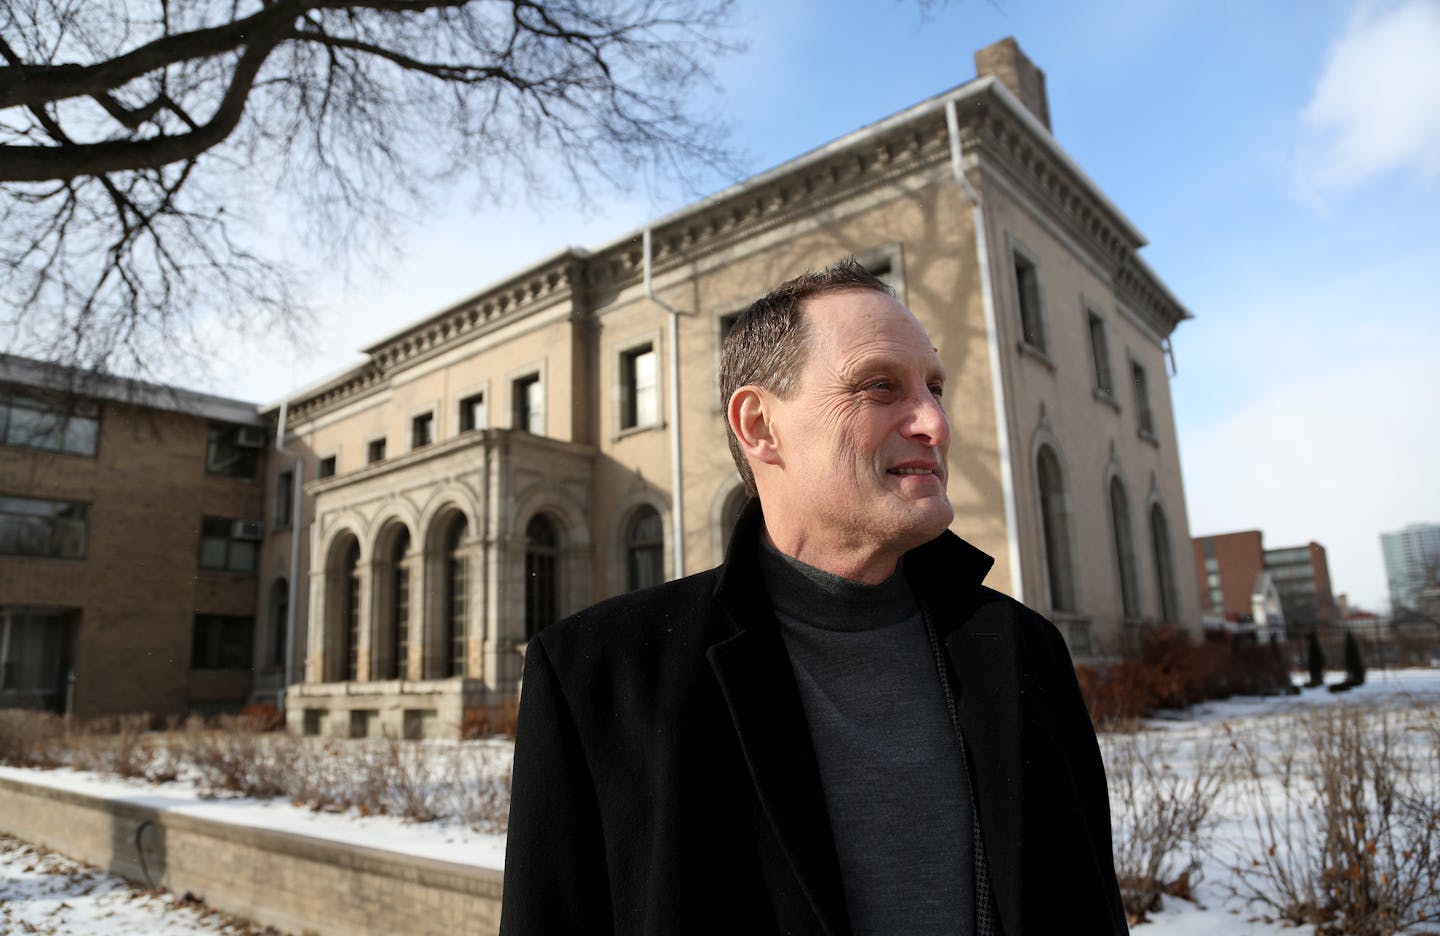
[0,0,740,379]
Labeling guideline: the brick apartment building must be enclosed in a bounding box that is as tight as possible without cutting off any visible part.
[1192,530,1336,640]
[0,355,265,718]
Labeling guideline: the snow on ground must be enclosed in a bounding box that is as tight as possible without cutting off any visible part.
[1,668,1438,934]
[0,833,280,935]
[1124,667,1440,934]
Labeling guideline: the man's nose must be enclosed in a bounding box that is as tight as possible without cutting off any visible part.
[906,390,950,448]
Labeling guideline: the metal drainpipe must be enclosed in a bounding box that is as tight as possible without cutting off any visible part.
[274,401,304,709]
[946,98,1026,604]
[643,228,686,579]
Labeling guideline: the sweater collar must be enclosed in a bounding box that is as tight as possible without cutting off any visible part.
[715,497,995,635]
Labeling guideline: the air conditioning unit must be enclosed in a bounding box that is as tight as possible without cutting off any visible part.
[231,520,265,540]
[234,426,267,448]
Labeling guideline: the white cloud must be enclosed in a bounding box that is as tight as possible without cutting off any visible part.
[1179,347,1440,613]
[1295,0,1440,197]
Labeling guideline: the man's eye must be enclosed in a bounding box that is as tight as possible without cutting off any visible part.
[868,380,892,392]
[930,384,944,399]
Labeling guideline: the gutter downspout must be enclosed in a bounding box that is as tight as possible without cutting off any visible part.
[643,228,686,580]
[947,99,1025,603]
[274,402,304,710]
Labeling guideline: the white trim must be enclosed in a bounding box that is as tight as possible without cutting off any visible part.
[949,98,1024,602]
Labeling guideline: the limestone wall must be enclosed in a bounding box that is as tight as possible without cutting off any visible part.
[0,774,503,936]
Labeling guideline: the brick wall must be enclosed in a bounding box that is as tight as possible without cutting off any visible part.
[0,400,262,717]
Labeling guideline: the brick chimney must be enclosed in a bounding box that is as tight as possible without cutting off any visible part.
[974,37,1051,132]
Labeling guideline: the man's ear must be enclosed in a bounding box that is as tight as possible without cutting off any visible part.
[727,386,782,468]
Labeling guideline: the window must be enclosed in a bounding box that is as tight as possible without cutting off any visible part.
[444,516,467,677]
[205,424,262,478]
[274,471,293,528]
[1108,477,1140,620]
[267,578,288,669]
[191,614,253,670]
[0,496,89,559]
[620,344,659,431]
[199,516,260,573]
[513,373,544,435]
[0,607,71,699]
[861,255,901,294]
[387,529,410,681]
[626,506,665,591]
[1036,445,1076,613]
[1087,311,1114,397]
[459,392,487,432]
[718,311,742,345]
[367,438,387,463]
[411,412,434,449]
[1150,503,1180,624]
[0,392,99,456]
[344,539,361,681]
[1132,360,1156,438]
[524,514,559,639]
[317,455,337,479]
[1012,252,1046,352]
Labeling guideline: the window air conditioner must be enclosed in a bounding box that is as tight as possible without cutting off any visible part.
[234,426,267,448]
[231,520,265,540]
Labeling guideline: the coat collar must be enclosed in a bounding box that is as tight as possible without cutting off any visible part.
[706,498,1003,936]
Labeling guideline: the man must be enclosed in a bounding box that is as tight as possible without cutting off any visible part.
[500,259,1128,935]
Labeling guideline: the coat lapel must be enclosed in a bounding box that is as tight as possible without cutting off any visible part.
[905,532,1024,936]
[945,612,1024,936]
[706,499,850,936]
[708,628,851,936]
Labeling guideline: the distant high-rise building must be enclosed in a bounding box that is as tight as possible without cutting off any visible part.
[1381,523,1440,615]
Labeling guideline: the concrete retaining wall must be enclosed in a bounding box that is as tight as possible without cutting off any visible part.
[0,774,503,936]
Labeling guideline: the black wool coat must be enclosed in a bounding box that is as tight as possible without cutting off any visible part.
[499,503,1129,936]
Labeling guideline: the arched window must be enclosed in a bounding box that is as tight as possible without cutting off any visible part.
[1109,478,1140,620]
[1150,502,1180,623]
[626,506,665,591]
[267,577,288,670]
[1036,445,1076,613]
[444,516,467,677]
[720,486,748,557]
[525,514,560,640]
[387,529,411,680]
[343,538,361,681]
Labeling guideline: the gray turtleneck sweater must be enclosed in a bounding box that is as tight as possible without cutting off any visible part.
[758,539,981,936]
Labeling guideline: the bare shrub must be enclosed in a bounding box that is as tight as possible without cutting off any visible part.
[0,709,64,767]
[1103,731,1222,923]
[446,743,514,833]
[1228,702,1440,934]
[1080,627,1296,730]
[0,709,514,833]
[461,700,520,740]
[185,727,294,801]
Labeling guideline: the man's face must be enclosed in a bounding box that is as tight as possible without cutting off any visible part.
[765,289,953,563]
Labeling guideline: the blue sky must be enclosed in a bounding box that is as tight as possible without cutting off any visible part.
[202,0,1440,613]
